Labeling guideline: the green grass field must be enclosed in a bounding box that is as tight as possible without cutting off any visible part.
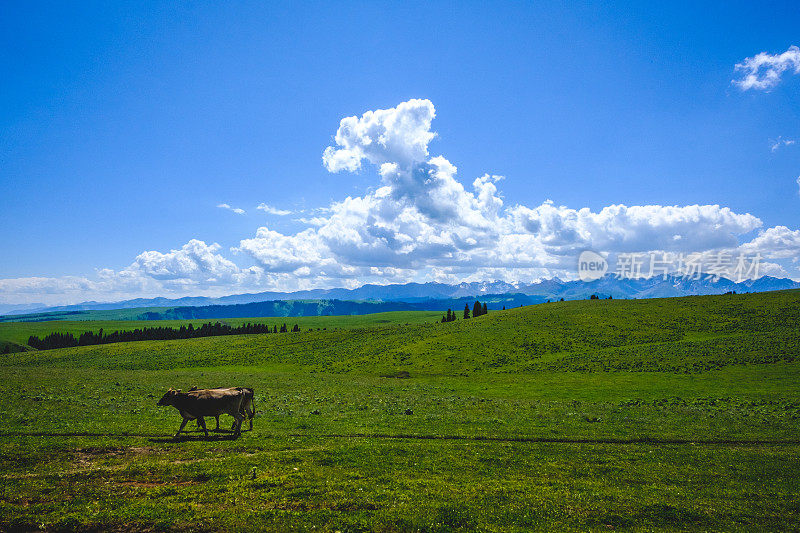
[0,311,444,349]
[0,292,798,531]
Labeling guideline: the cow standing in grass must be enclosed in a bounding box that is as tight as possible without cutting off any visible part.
[157,388,245,439]
[189,386,256,431]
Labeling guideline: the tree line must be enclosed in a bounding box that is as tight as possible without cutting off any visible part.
[27,321,301,351]
[442,300,488,322]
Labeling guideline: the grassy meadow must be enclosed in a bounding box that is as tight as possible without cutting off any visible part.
[0,291,799,531]
[0,311,444,351]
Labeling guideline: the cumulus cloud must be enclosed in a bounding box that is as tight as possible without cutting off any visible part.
[733,45,800,91]
[236,99,775,285]
[0,240,269,306]
[508,203,760,256]
[740,226,800,260]
[217,203,245,215]
[256,203,292,216]
[323,98,436,173]
[237,227,327,273]
[3,98,800,305]
[126,240,252,282]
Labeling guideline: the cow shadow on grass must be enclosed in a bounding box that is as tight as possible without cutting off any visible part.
[0,427,253,440]
[0,431,242,441]
[148,428,245,443]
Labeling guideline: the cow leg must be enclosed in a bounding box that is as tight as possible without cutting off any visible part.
[214,415,220,431]
[178,410,199,429]
[175,417,190,439]
[246,402,254,431]
[232,412,244,438]
[240,398,254,431]
[198,416,210,438]
[234,399,254,431]
[231,410,243,431]
[232,397,248,431]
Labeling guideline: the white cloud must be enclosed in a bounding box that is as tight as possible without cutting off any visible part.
[295,216,329,226]
[236,99,771,284]
[113,239,264,293]
[3,98,800,305]
[126,240,247,282]
[323,98,436,173]
[507,203,760,257]
[236,227,327,273]
[771,137,796,152]
[0,240,270,306]
[256,203,292,216]
[217,203,246,215]
[733,45,800,91]
[740,226,800,260]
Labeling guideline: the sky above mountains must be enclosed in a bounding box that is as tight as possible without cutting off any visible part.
[2,1,799,305]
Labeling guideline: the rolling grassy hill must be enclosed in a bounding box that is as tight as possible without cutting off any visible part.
[0,290,798,531]
[7,290,798,374]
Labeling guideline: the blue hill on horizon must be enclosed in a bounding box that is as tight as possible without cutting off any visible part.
[1,274,798,321]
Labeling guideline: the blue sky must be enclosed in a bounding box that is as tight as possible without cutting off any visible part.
[1,1,799,305]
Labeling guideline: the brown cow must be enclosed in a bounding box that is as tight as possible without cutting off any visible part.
[157,388,245,439]
[189,386,256,431]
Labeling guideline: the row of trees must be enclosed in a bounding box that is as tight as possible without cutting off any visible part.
[471,301,488,317]
[441,301,489,323]
[27,321,301,351]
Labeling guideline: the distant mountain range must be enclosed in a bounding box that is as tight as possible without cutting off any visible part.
[1,274,798,319]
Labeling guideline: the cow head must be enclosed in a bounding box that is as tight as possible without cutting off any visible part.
[157,389,181,406]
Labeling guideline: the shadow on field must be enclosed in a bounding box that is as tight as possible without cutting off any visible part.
[0,431,163,438]
[286,433,800,446]
[149,429,243,443]
[0,431,797,446]
[0,429,239,441]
